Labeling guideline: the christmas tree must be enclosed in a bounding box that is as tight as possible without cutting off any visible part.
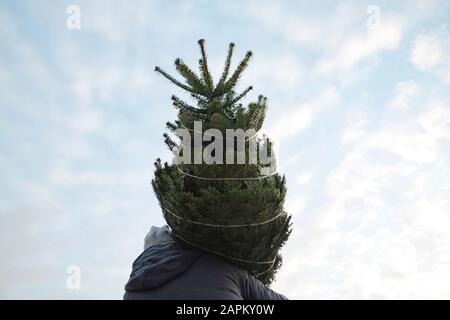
[152,39,292,285]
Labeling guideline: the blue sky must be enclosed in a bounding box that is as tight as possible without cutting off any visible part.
[1,0,450,299]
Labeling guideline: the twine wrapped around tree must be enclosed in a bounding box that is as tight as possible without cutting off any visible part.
[152,39,292,285]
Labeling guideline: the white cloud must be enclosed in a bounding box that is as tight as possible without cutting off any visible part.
[295,171,313,185]
[49,160,147,188]
[266,86,339,141]
[83,0,154,43]
[69,66,153,104]
[419,101,450,139]
[316,16,403,73]
[274,92,450,298]
[365,123,438,164]
[442,69,450,83]
[388,80,420,109]
[357,100,450,166]
[341,113,369,144]
[410,33,443,70]
[245,1,322,46]
[67,106,103,134]
[236,52,303,92]
[267,106,313,141]
[285,195,308,218]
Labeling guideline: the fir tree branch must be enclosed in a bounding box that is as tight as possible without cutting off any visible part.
[172,95,208,119]
[214,42,235,94]
[153,158,162,171]
[166,121,179,132]
[163,133,177,150]
[191,93,209,108]
[155,66,197,94]
[174,58,208,96]
[248,95,267,129]
[230,86,253,105]
[222,87,253,118]
[198,59,214,96]
[218,50,253,96]
[198,39,214,94]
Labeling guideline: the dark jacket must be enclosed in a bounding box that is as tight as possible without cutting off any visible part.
[123,226,287,300]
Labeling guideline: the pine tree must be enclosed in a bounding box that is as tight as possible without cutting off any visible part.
[152,39,292,285]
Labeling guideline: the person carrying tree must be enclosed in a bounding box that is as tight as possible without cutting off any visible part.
[124,39,292,300]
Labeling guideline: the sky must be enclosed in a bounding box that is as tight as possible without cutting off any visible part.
[1,0,450,299]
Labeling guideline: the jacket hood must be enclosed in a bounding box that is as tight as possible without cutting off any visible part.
[125,226,203,291]
[144,225,174,250]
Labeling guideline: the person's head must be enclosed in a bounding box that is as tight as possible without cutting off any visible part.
[144,225,174,250]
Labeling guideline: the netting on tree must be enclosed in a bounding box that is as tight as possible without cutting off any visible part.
[152,39,292,285]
